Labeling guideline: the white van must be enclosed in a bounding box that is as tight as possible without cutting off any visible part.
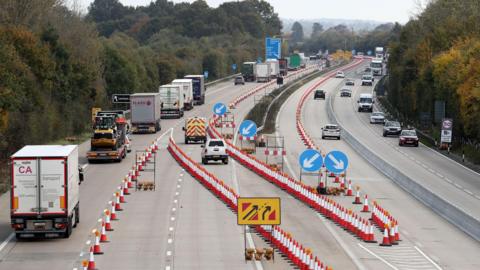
[357,93,374,112]
[361,74,373,86]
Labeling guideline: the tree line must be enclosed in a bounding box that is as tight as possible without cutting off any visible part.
[0,0,281,162]
[387,0,480,143]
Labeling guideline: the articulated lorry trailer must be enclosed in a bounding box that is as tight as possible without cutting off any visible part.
[159,85,184,118]
[172,79,194,110]
[184,75,205,105]
[242,62,256,82]
[11,145,80,239]
[130,93,162,133]
[255,63,271,82]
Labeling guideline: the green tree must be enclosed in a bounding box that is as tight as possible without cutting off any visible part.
[291,21,304,44]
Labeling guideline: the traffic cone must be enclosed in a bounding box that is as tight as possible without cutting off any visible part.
[115,192,123,211]
[366,222,377,243]
[110,201,118,220]
[123,178,130,195]
[345,180,353,196]
[389,222,398,245]
[333,175,339,183]
[104,209,114,231]
[340,178,345,189]
[87,247,96,270]
[353,187,361,204]
[100,221,109,242]
[379,225,392,246]
[119,187,126,203]
[137,158,143,171]
[135,164,140,176]
[92,230,103,255]
[82,260,89,270]
[394,220,401,242]
[361,195,370,212]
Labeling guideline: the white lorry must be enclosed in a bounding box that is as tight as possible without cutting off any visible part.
[255,63,271,82]
[11,145,80,239]
[375,47,384,59]
[370,58,383,76]
[130,93,162,133]
[159,84,184,118]
[357,93,374,112]
[266,59,280,78]
[171,79,194,110]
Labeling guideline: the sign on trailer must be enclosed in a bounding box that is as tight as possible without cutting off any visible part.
[237,197,281,225]
[112,94,131,104]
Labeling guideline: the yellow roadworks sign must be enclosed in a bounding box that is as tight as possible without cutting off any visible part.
[237,197,281,225]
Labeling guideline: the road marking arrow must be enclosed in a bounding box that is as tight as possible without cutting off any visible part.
[328,154,344,170]
[303,153,321,169]
[242,123,255,135]
[215,105,225,114]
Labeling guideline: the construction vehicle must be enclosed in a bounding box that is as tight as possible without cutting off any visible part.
[87,110,127,163]
[183,116,207,144]
[11,145,80,238]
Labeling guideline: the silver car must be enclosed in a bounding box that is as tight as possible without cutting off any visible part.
[322,124,341,140]
[370,112,385,124]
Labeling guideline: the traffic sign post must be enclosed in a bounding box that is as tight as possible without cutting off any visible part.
[203,71,209,79]
[238,120,258,154]
[232,63,237,72]
[112,94,131,104]
[324,150,349,174]
[238,197,279,263]
[298,149,323,185]
[213,102,227,116]
[265,38,281,60]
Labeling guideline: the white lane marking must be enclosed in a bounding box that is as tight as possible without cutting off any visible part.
[178,179,182,182]
[177,185,181,188]
[358,244,399,270]
[464,189,473,195]
[173,199,178,204]
[165,266,171,270]
[414,246,443,270]
[175,192,179,196]
[435,172,444,178]
[0,233,14,253]
[246,226,264,270]
[315,215,369,270]
[444,178,453,184]
[454,183,463,189]
[167,238,173,244]
[172,208,176,212]
[170,217,175,221]
[169,227,174,231]
[166,251,172,256]
[475,195,480,200]
[232,120,262,270]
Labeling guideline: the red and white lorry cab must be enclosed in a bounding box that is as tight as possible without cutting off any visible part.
[10,145,80,239]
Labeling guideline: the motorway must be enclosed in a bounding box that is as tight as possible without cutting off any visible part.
[0,60,479,270]
[275,61,480,269]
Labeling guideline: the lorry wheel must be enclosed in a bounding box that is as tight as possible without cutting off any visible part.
[64,218,72,238]
[185,138,188,144]
[75,205,80,225]
[15,233,22,240]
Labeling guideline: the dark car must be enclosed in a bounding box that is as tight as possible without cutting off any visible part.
[234,76,245,85]
[383,121,402,137]
[340,88,352,97]
[345,79,355,86]
[314,90,326,99]
[399,129,419,147]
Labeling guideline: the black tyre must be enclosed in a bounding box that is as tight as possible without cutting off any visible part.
[223,159,229,165]
[202,158,207,165]
[383,132,387,137]
[415,143,419,147]
[321,136,325,139]
[64,218,72,238]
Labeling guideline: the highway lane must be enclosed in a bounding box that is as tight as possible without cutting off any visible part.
[0,79,257,270]
[180,73,361,269]
[283,66,480,269]
[347,76,480,204]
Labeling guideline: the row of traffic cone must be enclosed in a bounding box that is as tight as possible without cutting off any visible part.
[82,139,160,269]
[219,135,376,243]
[168,135,332,269]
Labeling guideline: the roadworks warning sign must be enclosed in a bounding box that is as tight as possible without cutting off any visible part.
[237,197,281,225]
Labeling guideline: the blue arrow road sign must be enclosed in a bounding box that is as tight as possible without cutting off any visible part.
[213,102,227,116]
[324,150,349,174]
[239,120,257,137]
[232,64,237,71]
[204,71,209,79]
[299,149,323,172]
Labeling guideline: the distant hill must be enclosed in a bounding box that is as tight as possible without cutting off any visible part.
[282,18,386,36]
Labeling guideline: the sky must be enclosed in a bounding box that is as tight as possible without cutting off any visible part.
[76,0,422,23]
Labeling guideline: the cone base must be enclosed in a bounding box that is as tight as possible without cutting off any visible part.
[93,251,104,255]
[106,228,114,232]
[379,243,392,247]
[352,202,362,204]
